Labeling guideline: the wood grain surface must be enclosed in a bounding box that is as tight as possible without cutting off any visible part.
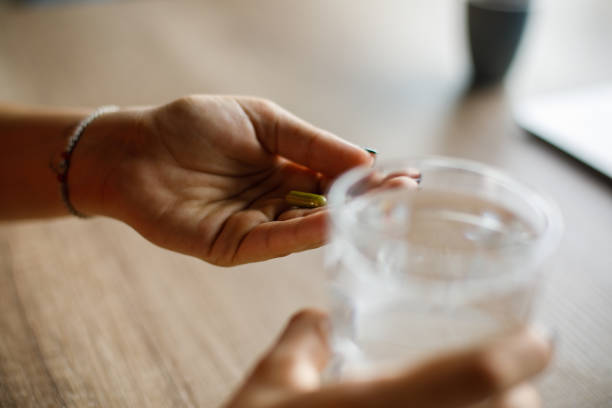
[1,1,611,407]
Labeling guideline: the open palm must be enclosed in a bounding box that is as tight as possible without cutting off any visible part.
[104,96,372,265]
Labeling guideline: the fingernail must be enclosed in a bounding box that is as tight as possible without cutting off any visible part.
[407,168,422,184]
[363,147,377,167]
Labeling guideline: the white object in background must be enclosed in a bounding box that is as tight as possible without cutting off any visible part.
[514,83,612,179]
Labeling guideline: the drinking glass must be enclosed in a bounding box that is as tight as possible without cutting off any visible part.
[324,156,562,381]
[467,0,530,84]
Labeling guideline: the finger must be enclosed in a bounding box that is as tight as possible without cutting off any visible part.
[250,309,331,390]
[232,210,328,264]
[286,329,552,408]
[489,383,541,408]
[235,174,417,264]
[277,207,326,221]
[224,310,330,408]
[368,174,419,194]
[244,163,325,220]
[367,330,552,408]
[276,161,326,194]
[347,169,417,197]
[345,174,417,202]
[237,97,372,177]
[386,168,421,180]
[275,175,416,222]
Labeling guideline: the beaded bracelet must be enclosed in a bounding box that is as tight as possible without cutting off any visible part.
[55,105,120,218]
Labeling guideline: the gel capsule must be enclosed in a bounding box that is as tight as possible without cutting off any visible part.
[285,190,327,208]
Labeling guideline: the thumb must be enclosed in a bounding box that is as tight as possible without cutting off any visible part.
[251,309,331,391]
[224,310,331,408]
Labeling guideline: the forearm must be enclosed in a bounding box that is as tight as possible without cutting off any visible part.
[0,103,140,220]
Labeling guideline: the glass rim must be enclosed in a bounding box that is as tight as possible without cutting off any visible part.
[328,155,563,262]
[467,0,530,12]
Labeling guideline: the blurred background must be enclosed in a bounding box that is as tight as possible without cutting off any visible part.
[1,0,611,161]
[1,0,611,407]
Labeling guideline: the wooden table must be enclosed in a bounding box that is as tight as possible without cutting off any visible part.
[1,1,611,406]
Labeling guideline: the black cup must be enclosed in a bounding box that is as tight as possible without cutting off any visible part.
[468,0,530,85]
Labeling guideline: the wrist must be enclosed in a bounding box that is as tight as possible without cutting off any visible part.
[68,108,145,218]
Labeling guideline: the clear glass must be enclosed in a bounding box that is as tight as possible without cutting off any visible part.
[324,156,563,381]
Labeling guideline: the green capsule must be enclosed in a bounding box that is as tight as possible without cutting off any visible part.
[285,190,327,208]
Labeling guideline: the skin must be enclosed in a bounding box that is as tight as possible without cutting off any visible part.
[226,310,552,408]
[0,96,551,406]
[1,96,374,265]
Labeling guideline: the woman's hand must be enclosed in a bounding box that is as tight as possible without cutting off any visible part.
[225,310,552,408]
[72,96,373,265]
